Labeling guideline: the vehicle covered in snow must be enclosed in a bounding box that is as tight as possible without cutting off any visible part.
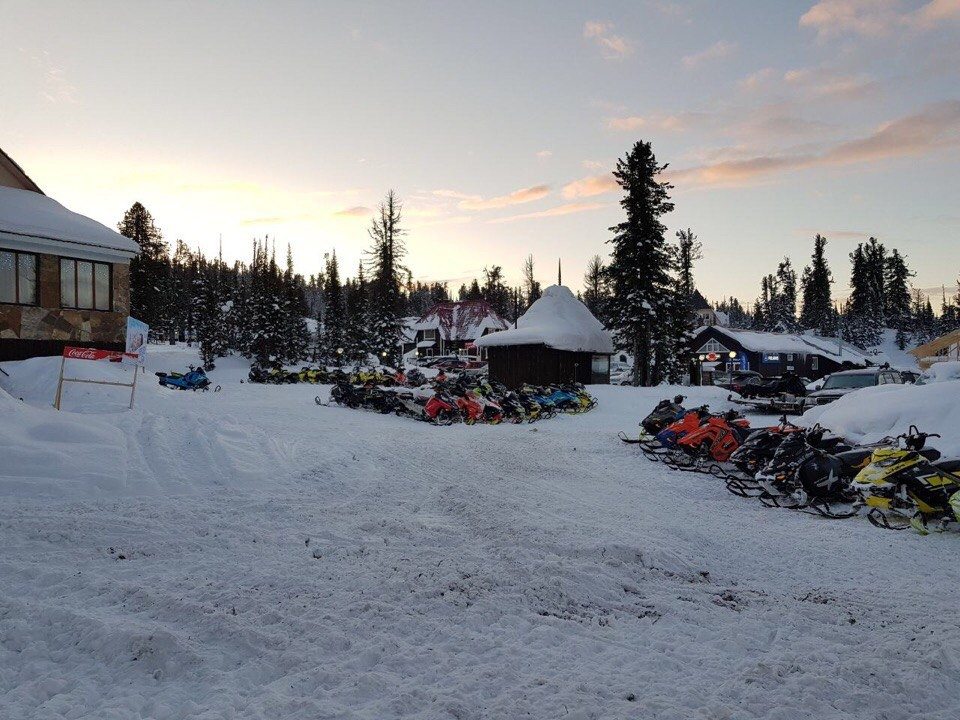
[805,367,904,407]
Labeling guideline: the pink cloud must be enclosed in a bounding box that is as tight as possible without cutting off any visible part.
[583,21,633,59]
[333,205,373,217]
[562,174,619,199]
[800,0,960,39]
[605,112,702,133]
[682,40,737,69]
[784,67,878,100]
[488,202,607,224]
[458,184,550,210]
[668,101,960,188]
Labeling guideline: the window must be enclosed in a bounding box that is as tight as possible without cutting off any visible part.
[811,356,819,371]
[422,328,437,340]
[60,258,112,310]
[0,249,38,305]
[695,338,729,354]
[786,354,795,361]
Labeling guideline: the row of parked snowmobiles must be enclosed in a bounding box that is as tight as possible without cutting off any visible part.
[324,376,596,425]
[247,364,429,388]
[623,395,960,534]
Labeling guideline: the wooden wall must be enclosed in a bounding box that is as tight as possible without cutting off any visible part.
[487,344,609,387]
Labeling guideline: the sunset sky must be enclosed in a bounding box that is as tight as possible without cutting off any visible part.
[2,0,959,304]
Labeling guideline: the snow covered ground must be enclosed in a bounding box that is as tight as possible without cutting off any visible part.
[2,346,959,719]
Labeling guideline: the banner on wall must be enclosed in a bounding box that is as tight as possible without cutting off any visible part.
[125,317,149,366]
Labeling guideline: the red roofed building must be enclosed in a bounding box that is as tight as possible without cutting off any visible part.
[412,300,509,359]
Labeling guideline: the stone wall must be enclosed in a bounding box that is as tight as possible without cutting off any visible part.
[0,255,130,344]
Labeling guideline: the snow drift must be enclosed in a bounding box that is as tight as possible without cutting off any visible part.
[802,369,960,455]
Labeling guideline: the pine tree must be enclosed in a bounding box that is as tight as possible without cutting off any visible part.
[194,253,230,367]
[847,238,886,347]
[281,245,310,363]
[317,251,347,362]
[345,263,371,362]
[365,190,407,365]
[799,234,834,335]
[884,249,914,349]
[582,254,608,320]
[771,257,798,331]
[604,141,676,386]
[119,202,170,338]
[521,255,542,308]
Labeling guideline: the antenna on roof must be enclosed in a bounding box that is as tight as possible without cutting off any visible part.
[557,258,562,286]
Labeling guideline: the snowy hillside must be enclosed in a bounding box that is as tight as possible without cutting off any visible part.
[1,348,959,719]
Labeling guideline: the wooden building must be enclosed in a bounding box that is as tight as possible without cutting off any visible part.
[690,325,871,381]
[909,329,960,369]
[475,285,613,387]
[1,148,139,362]
[412,300,509,359]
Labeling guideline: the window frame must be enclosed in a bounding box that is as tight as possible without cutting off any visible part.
[59,256,113,311]
[0,249,40,306]
[422,328,437,341]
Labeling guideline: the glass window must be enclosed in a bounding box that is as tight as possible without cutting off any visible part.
[18,253,37,304]
[60,259,76,307]
[0,249,38,304]
[94,263,110,310]
[0,251,14,303]
[76,261,93,308]
[60,258,111,310]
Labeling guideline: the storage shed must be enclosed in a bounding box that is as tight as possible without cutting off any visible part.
[474,285,613,387]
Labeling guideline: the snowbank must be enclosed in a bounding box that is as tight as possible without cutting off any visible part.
[476,285,613,353]
[802,377,960,455]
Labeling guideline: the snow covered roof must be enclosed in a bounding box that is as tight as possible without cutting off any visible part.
[475,285,614,354]
[694,326,872,365]
[0,186,139,260]
[414,301,509,342]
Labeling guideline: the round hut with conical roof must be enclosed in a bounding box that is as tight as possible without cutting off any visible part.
[474,285,613,387]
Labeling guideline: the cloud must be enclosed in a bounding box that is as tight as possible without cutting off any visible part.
[581,159,608,171]
[583,21,633,59]
[800,0,960,39]
[668,100,960,187]
[488,202,607,224]
[797,227,873,240]
[536,150,553,159]
[739,67,777,92]
[605,112,703,133]
[682,40,737,69]
[784,67,878,100]
[562,174,618,199]
[457,184,551,210]
[333,205,373,217]
[432,189,480,201]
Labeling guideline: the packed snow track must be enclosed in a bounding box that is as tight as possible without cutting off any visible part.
[1,349,958,719]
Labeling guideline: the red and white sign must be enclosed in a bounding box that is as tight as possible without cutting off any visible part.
[705,352,720,362]
[62,346,134,362]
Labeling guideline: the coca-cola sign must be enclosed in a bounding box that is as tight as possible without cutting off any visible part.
[62,346,136,362]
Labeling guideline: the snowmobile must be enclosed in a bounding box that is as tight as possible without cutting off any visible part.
[297,366,327,384]
[652,406,711,450]
[642,396,687,436]
[156,366,215,391]
[674,410,751,463]
[405,368,427,387]
[728,417,803,476]
[540,386,582,413]
[738,372,807,399]
[852,427,960,532]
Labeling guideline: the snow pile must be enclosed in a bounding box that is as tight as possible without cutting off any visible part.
[803,378,960,455]
[0,185,138,255]
[919,360,960,383]
[476,285,614,353]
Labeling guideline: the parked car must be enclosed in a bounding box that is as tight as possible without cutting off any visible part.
[804,367,903,407]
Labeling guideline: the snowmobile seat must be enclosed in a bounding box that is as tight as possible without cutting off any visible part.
[932,457,960,474]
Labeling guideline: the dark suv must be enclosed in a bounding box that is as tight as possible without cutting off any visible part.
[805,367,903,407]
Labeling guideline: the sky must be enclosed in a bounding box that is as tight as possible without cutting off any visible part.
[2,0,959,305]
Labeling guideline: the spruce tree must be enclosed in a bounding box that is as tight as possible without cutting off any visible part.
[481,266,511,317]
[799,234,834,335]
[119,202,170,338]
[365,190,407,365]
[847,239,886,347]
[345,264,371,362]
[582,254,608,320]
[194,253,230,367]
[884,249,914,349]
[522,255,542,308]
[318,251,347,362]
[604,140,675,386]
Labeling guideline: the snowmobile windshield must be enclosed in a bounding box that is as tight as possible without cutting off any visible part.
[822,374,876,390]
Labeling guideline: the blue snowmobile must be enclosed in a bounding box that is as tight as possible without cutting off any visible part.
[156,365,217,392]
